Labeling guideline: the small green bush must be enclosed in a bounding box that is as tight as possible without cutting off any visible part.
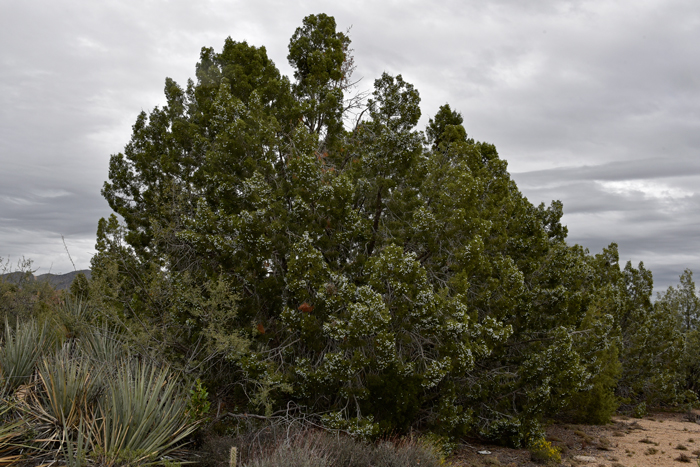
[187,378,212,423]
[0,257,60,325]
[529,438,561,465]
[69,272,90,300]
[633,402,647,419]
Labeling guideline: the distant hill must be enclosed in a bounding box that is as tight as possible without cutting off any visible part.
[1,270,91,290]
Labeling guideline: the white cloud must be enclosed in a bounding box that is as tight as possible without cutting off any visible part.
[597,180,694,200]
[33,189,72,199]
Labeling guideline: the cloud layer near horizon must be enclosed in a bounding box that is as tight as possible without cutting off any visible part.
[1,0,699,291]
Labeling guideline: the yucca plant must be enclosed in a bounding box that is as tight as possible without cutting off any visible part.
[91,360,198,466]
[25,343,102,450]
[0,319,50,396]
[79,325,126,365]
[54,297,92,341]
[0,400,27,466]
[60,418,92,467]
[0,316,199,466]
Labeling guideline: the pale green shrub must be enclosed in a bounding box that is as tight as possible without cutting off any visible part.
[90,360,198,466]
[0,319,50,395]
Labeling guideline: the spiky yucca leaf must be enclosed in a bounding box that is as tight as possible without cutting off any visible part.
[54,297,91,340]
[92,360,197,466]
[0,400,27,466]
[79,325,125,364]
[0,320,50,395]
[60,417,92,467]
[26,343,102,448]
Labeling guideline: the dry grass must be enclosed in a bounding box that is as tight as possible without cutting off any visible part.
[639,437,658,445]
[236,430,443,467]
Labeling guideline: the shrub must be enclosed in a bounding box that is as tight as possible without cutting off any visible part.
[70,272,90,300]
[79,324,126,364]
[53,296,93,341]
[93,12,624,443]
[529,438,561,465]
[90,359,198,465]
[26,343,101,448]
[633,402,647,419]
[0,256,60,325]
[187,378,212,423]
[0,319,51,395]
[0,400,26,465]
[0,316,200,466]
[240,429,445,467]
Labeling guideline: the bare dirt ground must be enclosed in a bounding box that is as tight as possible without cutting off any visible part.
[452,411,700,466]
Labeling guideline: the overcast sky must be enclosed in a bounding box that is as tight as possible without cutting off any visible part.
[1,0,699,292]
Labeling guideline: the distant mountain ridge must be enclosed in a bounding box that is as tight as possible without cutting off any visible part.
[0,270,91,290]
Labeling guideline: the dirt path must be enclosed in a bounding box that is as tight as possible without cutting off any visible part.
[580,413,700,467]
[452,412,700,466]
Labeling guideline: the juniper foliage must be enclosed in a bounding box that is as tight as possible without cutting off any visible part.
[93,13,688,444]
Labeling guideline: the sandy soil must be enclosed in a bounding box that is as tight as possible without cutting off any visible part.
[452,412,700,466]
[596,413,700,467]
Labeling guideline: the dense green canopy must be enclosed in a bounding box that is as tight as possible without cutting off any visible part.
[93,13,699,445]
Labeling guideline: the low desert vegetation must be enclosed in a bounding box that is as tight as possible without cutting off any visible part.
[4,11,700,466]
[235,429,445,467]
[0,297,199,466]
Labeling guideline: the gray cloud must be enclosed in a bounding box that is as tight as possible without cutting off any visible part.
[1,0,699,293]
[515,159,700,186]
[513,167,700,289]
